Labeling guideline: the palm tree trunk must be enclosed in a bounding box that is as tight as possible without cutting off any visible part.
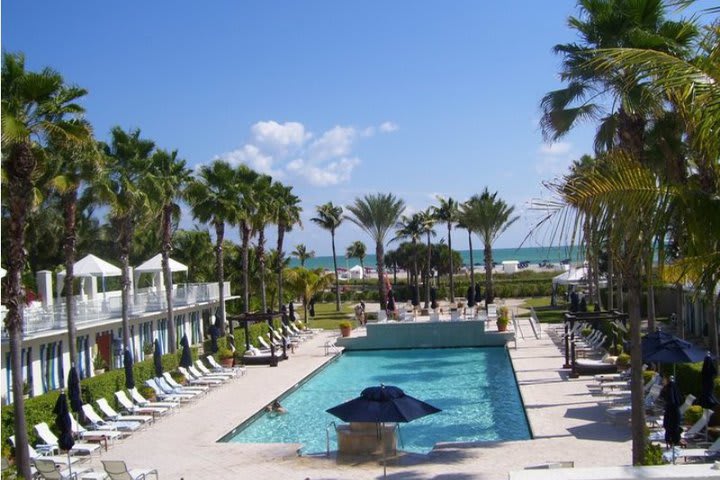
[608,245,615,310]
[214,221,225,332]
[413,240,420,307]
[331,231,340,311]
[705,282,719,366]
[120,218,133,351]
[241,221,250,314]
[162,204,177,351]
[646,254,656,332]
[484,242,493,306]
[425,231,431,308]
[676,283,685,338]
[447,223,454,302]
[585,226,594,309]
[62,190,78,365]
[5,142,35,480]
[376,243,387,310]
[258,227,267,312]
[468,230,475,302]
[626,269,646,465]
[276,223,285,312]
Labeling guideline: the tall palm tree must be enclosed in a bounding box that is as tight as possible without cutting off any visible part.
[185,160,239,332]
[472,188,519,305]
[418,208,437,308]
[458,198,480,304]
[284,267,334,321]
[345,193,405,309]
[235,165,259,314]
[1,52,91,480]
[100,127,155,352]
[311,202,344,311]
[250,174,273,312]
[292,244,315,267]
[146,148,191,352]
[271,181,302,311]
[432,197,459,302]
[393,214,424,307]
[173,228,214,282]
[345,240,367,283]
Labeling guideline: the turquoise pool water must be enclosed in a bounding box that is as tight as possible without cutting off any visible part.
[223,347,531,454]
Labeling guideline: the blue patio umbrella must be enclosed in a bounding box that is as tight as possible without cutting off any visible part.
[698,354,719,410]
[474,283,482,303]
[180,334,193,368]
[67,367,83,419]
[641,330,675,361]
[289,302,296,322]
[411,286,420,307]
[123,349,135,389]
[430,287,438,310]
[643,337,706,365]
[209,325,219,354]
[153,339,163,378]
[53,392,74,451]
[386,290,396,314]
[308,298,315,318]
[466,285,475,308]
[662,378,683,463]
[327,385,441,478]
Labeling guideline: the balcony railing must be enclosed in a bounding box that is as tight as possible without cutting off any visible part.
[1,281,230,339]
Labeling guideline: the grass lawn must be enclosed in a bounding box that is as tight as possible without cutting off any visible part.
[298,301,355,330]
[518,296,567,323]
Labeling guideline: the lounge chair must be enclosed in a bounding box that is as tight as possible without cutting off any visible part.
[664,435,720,463]
[81,405,137,433]
[162,372,209,393]
[34,458,92,480]
[206,355,246,375]
[115,390,171,416]
[69,414,124,446]
[241,346,284,365]
[257,336,275,351]
[648,407,712,443]
[34,422,101,456]
[9,436,82,469]
[94,399,152,426]
[102,460,158,480]
[154,376,203,399]
[129,387,180,409]
[188,364,229,382]
[177,366,224,385]
[194,359,233,379]
[144,378,196,401]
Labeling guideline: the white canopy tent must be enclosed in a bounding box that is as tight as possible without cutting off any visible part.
[348,264,364,280]
[56,254,122,300]
[133,254,188,292]
[551,266,607,306]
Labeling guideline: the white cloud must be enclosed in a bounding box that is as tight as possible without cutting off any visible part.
[218,144,283,177]
[250,121,310,152]
[538,142,571,156]
[379,121,398,133]
[287,157,360,186]
[308,126,356,162]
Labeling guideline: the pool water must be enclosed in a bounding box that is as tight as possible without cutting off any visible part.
[223,347,531,454]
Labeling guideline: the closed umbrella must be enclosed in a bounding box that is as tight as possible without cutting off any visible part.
[308,298,315,318]
[180,334,193,368]
[327,385,441,478]
[466,285,475,308]
[53,392,75,477]
[209,325,219,354]
[699,354,719,410]
[474,283,481,303]
[289,302,296,322]
[430,287,438,310]
[123,349,135,389]
[67,367,83,422]
[153,339,163,378]
[662,378,683,464]
[386,290,396,315]
[411,286,420,307]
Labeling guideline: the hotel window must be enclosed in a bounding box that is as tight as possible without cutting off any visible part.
[76,335,90,379]
[158,319,167,353]
[175,314,184,348]
[40,342,63,393]
[3,348,31,403]
[191,311,201,344]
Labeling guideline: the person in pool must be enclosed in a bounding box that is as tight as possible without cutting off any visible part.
[266,400,287,414]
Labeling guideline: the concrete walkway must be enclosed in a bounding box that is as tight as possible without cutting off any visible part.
[81,320,643,479]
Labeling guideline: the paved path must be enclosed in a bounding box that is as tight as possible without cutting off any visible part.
[82,320,638,479]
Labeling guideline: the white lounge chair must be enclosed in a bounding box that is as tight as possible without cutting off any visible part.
[34,458,92,480]
[649,408,712,442]
[664,435,720,463]
[154,376,203,399]
[162,372,209,393]
[102,460,158,480]
[129,387,180,409]
[115,390,170,416]
[177,366,223,386]
[34,422,101,456]
[9,436,81,469]
[194,359,233,379]
[206,355,246,375]
[94,399,152,426]
[69,414,125,446]
[82,403,140,432]
[145,378,196,401]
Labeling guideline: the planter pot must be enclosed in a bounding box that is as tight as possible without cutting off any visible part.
[94,368,105,375]
[220,357,234,368]
[496,322,508,332]
[340,326,352,337]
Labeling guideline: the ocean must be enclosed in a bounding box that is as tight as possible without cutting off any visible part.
[288,245,584,270]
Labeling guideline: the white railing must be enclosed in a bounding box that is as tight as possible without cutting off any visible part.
[1,281,230,338]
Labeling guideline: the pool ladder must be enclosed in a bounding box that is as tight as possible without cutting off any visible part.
[326,421,337,456]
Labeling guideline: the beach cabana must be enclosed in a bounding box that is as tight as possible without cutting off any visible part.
[133,253,188,292]
[56,254,122,299]
[348,265,364,280]
[551,267,607,306]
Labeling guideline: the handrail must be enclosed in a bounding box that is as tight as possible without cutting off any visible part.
[326,421,337,456]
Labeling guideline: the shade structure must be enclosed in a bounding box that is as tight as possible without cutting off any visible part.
[643,336,706,365]
[123,349,135,390]
[386,290,396,313]
[641,330,676,361]
[474,283,481,303]
[67,367,83,417]
[699,354,719,409]
[134,253,189,273]
[430,287,438,310]
[153,339,163,378]
[180,334,193,368]
[663,378,683,463]
[57,254,122,278]
[326,385,441,423]
[53,393,75,451]
[466,285,475,307]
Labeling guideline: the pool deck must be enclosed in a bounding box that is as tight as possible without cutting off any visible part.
[78,314,712,479]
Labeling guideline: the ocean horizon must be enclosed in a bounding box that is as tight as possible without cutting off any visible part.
[288,245,584,270]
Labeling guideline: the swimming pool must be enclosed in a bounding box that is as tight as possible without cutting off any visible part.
[222,347,531,454]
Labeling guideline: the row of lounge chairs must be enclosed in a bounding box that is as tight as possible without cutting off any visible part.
[243,323,315,364]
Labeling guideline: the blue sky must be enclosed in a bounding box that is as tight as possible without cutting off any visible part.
[3,1,634,255]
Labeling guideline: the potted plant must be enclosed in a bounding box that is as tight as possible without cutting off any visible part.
[137,384,157,402]
[217,347,234,368]
[170,370,186,385]
[339,321,352,337]
[93,354,107,374]
[496,306,510,332]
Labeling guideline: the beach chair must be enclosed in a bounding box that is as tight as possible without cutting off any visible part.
[82,403,140,432]
[94,399,152,426]
[129,387,180,409]
[9,436,82,469]
[69,414,125,446]
[115,390,171,416]
[162,371,209,393]
[206,355,246,375]
[102,460,158,480]
[377,310,388,322]
[34,458,92,480]
[154,376,203,399]
[664,435,720,463]
[178,366,225,385]
[195,359,234,379]
[34,422,101,456]
[145,378,197,400]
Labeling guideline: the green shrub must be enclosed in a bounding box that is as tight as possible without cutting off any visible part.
[338,321,352,329]
[643,370,657,385]
[642,442,666,465]
[616,353,631,367]
[684,405,704,425]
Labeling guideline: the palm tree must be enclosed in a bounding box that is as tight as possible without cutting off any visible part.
[1,51,91,480]
[185,160,239,332]
[345,193,405,309]
[173,228,214,282]
[472,188,519,305]
[458,198,480,304]
[345,240,367,284]
[250,174,273,312]
[271,181,302,311]
[311,202,344,311]
[284,267,333,321]
[146,148,191,352]
[432,197,459,302]
[292,244,315,267]
[235,165,259,314]
[100,127,155,352]
[418,208,437,308]
[393,214,424,307]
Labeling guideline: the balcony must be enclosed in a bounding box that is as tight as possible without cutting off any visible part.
[1,281,230,339]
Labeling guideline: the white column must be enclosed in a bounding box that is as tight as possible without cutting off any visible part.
[36,270,53,309]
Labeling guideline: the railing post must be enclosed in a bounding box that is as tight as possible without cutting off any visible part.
[570,341,579,378]
[563,321,571,368]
